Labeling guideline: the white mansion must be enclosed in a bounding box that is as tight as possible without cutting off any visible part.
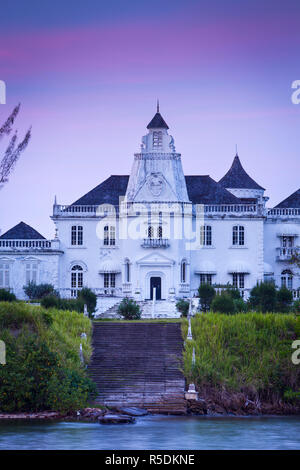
[1,107,300,315]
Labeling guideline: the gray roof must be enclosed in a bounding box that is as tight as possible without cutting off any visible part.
[275,188,300,208]
[71,174,241,206]
[147,112,169,129]
[0,221,45,240]
[185,175,241,204]
[219,155,265,190]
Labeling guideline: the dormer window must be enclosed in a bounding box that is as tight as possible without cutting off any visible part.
[153,131,162,148]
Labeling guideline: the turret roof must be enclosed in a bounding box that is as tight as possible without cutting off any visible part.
[0,221,45,240]
[219,155,265,190]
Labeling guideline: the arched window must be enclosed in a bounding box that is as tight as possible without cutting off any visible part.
[157,225,163,238]
[71,265,83,293]
[281,270,293,289]
[125,259,130,283]
[104,225,116,246]
[153,131,162,148]
[147,226,154,238]
[233,225,245,246]
[181,260,187,283]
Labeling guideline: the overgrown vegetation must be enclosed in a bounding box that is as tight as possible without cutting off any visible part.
[182,313,300,402]
[176,298,189,317]
[0,289,16,302]
[40,287,97,318]
[0,302,96,413]
[117,297,141,320]
[23,282,57,300]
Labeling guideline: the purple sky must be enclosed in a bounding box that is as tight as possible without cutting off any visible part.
[0,0,299,238]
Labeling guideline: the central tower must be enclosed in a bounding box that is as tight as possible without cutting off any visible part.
[125,104,190,203]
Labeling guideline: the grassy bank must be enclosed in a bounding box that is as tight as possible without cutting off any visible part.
[0,302,96,413]
[182,313,300,404]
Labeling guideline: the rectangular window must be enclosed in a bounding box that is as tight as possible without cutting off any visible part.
[71,226,83,246]
[200,274,212,285]
[281,236,294,248]
[232,273,245,288]
[0,263,10,288]
[104,273,115,288]
[233,226,244,246]
[200,226,212,246]
[25,262,38,284]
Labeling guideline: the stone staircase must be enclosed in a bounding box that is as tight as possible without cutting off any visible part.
[89,322,187,414]
[96,299,180,319]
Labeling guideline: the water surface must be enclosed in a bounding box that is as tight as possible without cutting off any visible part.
[0,415,299,450]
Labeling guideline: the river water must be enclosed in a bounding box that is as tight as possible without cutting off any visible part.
[0,415,299,450]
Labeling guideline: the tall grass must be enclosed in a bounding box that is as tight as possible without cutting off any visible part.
[182,313,300,400]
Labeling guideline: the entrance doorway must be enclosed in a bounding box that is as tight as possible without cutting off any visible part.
[150,277,162,300]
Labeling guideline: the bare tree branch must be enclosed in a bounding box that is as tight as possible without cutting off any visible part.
[0,104,31,186]
[0,128,31,183]
[0,104,20,141]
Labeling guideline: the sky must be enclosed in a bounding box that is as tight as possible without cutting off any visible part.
[0,0,299,238]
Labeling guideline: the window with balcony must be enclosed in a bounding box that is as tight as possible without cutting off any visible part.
[104,273,116,288]
[281,270,293,289]
[232,273,245,288]
[232,225,245,246]
[200,274,213,285]
[71,225,83,246]
[281,236,294,248]
[104,225,116,246]
[147,226,154,238]
[200,225,212,246]
[0,263,10,288]
[25,262,38,284]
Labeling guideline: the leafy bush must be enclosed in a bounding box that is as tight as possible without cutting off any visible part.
[41,295,59,309]
[23,282,57,300]
[176,299,190,317]
[117,297,141,320]
[0,302,94,412]
[249,282,277,312]
[0,289,16,302]
[211,292,235,314]
[77,288,97,317]
[233,297,248,313]
[198,284,216,312]
[293,300,300,315]
[41,296,84,313]
[276,286,293,313]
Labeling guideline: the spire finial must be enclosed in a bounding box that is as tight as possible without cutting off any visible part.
[157,99,159,113]
[235,144,238,156]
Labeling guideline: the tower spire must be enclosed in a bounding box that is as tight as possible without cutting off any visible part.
[157,99,159,113]
[235,144,238,156]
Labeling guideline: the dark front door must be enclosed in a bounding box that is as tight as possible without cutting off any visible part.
[150,277,161,300]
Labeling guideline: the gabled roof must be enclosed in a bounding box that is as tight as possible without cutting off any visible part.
[0,221,45,240]
[275,189,300,208]
[185,175,241,204]
[70,174,241,207]
[71,175,130,206]
[219,155,265,190]
[147,112,169,130]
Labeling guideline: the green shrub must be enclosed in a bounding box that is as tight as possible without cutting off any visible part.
[77,288,97,317]
[41,295,59,309]
[0,289,16,302]
[276,286,293,313]
[117,297,141,320]
[198,284,216,312]
[211,292,235,314]
[23,282,57,300]
[176,299,189,317]
[249,281,277,312]
[293,300,300,315]
[233,297,248,313]
[182,313,300,400]
[0,302,94,412]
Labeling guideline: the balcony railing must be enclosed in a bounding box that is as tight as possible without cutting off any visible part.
[0,239,52,249]
[202,204,260,215]
[59,287,122,298]
[268,208,300,217]
[141,238,170,248]
[276,247,295,261]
